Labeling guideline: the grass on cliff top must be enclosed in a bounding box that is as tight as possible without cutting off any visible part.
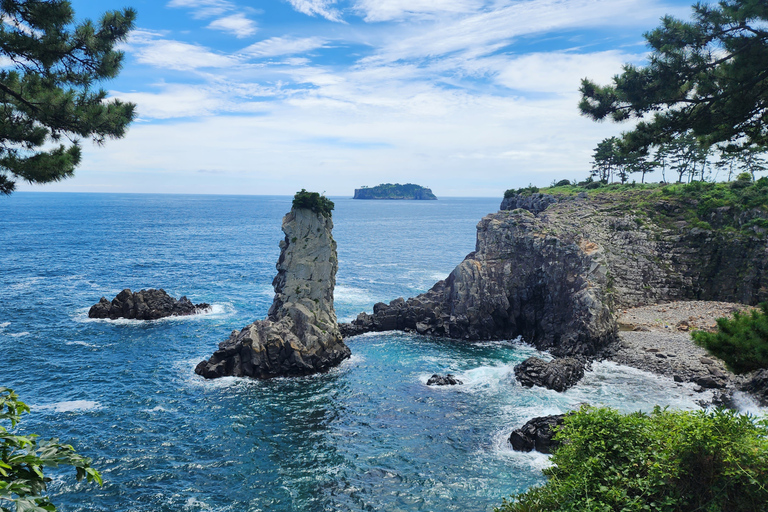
[497,406,768,512]
[505,178,768,235]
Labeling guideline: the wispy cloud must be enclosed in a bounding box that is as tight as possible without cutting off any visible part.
[285,0,344,22]
[207,13,257,38]
[353,0,485,22]
[129,31,237,70]
[167,0,233,19]
[242,36,328,57]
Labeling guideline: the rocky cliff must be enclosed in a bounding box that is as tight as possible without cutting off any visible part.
[342,207,617,356]
[353,183,437,200]
[196,207,351,379]
[341,186,768,357]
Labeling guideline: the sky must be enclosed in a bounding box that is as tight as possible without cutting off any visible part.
[20,0,696,197]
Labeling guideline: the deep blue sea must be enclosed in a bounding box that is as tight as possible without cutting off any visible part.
[1,193,761,512]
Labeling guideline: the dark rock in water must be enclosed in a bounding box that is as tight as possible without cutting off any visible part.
[88,289,210,320]
[740,369,768,405]
[695,375,726,389]
[195,206,351,380]
[426,374,463,386]
[509,414,565,453]
[514,357,586,392]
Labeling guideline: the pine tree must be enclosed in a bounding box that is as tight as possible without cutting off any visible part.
[0,0,136,195]
[579,0,768,152]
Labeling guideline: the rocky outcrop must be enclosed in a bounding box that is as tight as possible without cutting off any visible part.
[426,374,463,386]
[195,207,351,380]
[88,289,210,320]
[343,208,617,356]
[508,414,565,453]
[740,369,768,405]
[514,357,586,392]
[500,192,561,214]
[499,192,768,308]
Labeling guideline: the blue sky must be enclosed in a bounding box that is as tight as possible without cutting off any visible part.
[22,0,695,197]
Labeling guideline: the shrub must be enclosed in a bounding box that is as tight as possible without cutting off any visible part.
[692,303,768,374]
[497,406,768,512]
[292,189,334,217]
[0,387,102,510]
[554,179,571,187]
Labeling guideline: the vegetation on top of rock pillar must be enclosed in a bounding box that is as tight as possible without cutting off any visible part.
[0,387,102,511]
[496,406,768,512]
[692,302,768,373]
[292,189,334,218]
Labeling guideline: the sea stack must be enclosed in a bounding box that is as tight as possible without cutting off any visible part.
[195,191,351,379]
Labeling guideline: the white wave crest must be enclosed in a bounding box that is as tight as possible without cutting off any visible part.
[73,302,235,324]
[0,322,10,329]
[65,341,97,347]
[7,332,29,338]
[36,400,101,413]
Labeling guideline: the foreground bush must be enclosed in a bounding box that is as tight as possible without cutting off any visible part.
[0,387,102,511]
[497,406,768,512]
[692,303,768,374]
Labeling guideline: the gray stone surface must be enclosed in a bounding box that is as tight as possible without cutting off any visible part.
[342,208,617,356]
[88,288,209,320]
[195,208,351,379]
[514,356,586,392]
[508,414,565,454]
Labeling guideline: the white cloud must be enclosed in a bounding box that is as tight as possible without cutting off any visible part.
[242,36,327,57]
[167,0,233,19]
[285,0,344,22]
[363,0,670,65]
[133,39,238,70]
[207,13,257,38]
[354,0,484,22]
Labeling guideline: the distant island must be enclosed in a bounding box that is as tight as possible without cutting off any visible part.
[353,183,437,200]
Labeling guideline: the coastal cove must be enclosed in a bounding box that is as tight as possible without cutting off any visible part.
[1,193,764,512]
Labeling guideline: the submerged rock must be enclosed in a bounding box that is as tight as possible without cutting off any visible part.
[88,288,209,320]
[514,356,586,392]
[426,374,463,386]
[508,414,565,454]
[195,205,351,380]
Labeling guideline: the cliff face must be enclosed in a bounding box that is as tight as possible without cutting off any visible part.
[343,208,617,356]
[196,208,350,379]
[342,189,768,356]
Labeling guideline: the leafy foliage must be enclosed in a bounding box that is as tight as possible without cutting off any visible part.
[692,303,768,373]
[0,0,136,195]
[503,185,539,198]
[579,0,768,152]
[0,387,101,511]
[497,406,768,512]
[292,189,334,217]
[354,183,436,200]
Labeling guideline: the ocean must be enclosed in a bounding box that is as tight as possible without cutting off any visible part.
[0,192,757,512]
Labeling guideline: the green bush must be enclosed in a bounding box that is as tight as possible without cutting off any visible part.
[292,189,334,217]
[692,303,768,374]
[1,387,102,510]
[497,406,768,512]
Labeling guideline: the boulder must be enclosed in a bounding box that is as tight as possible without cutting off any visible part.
[740,369,768,404]
[514,356,586,392]
[426,374,463,386]
[195,206,351,380]
[508,414,565,453]
[88,288,210,320]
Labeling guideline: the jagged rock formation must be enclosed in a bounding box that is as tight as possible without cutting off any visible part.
[514,357,586,392]
[341,188,768,358]
[341,207,617,356]
[426,374,463,386]
[195,207,350,379]
[508,414,565,453]
[88,289,210,320]
[741,369,768,404]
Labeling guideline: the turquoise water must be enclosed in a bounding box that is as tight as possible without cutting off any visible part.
[0,193,731,511]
